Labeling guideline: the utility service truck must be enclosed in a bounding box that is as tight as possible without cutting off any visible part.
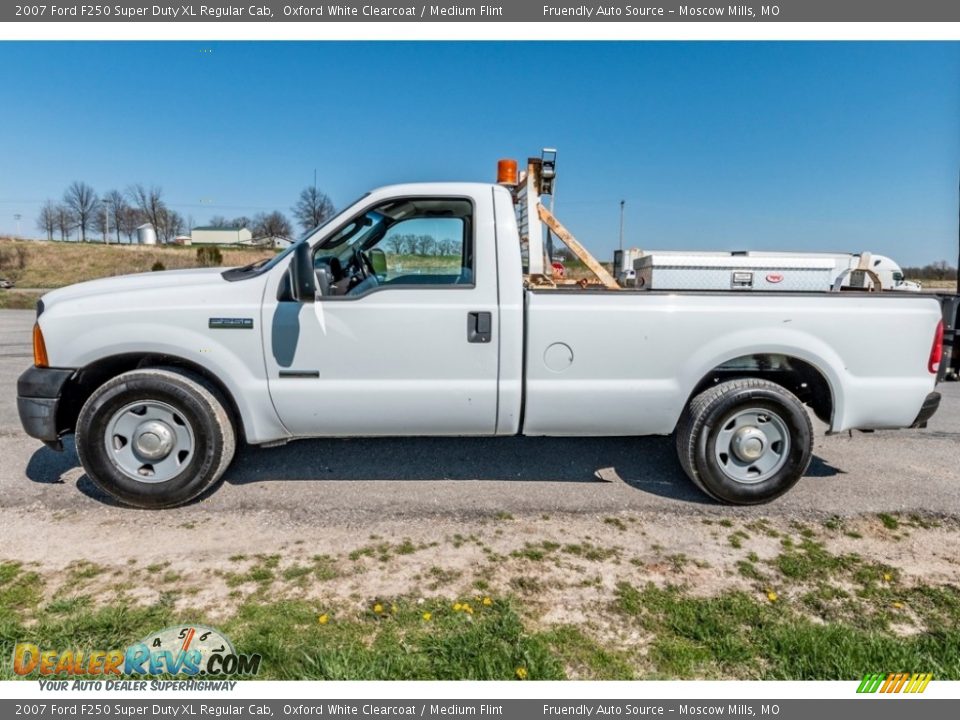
[17,153,946,508]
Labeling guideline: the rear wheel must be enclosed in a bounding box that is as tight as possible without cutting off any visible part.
[675,378,813,504]
[76,368,235,508]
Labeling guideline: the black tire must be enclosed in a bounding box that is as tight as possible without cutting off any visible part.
[675,378,813,505]
[75,368,236,508]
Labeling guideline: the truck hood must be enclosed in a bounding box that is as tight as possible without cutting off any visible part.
[40,267,230,308]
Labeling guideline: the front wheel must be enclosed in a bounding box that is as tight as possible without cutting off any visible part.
[675,379,813,504]
[75,368,236,508]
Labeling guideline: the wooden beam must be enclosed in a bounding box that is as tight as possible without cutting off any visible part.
[537,203,619,289]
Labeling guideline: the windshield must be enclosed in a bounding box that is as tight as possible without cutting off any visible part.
[318,209,390,262]
[221,193,372,282]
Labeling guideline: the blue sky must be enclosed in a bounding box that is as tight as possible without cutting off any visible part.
[0,41,958,265]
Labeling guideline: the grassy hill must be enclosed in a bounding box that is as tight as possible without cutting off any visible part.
[0,238,274,289]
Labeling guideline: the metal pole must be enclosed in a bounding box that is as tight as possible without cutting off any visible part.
[618,200,625,253]
[956,172,959,295]
[104,201,109,244]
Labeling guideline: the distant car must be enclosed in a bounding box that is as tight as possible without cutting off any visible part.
[0,278,14,289]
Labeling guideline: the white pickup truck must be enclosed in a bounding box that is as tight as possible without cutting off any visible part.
[17,182,946,508]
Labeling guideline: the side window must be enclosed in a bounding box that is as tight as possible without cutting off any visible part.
[314,198,473,299]
[379,216,469,285]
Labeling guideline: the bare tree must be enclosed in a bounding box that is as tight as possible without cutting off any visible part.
[292,186,335,232]
[93,201,109,242]
[207,215,231,228]
[418,234,437,256]
[158,208,185,242]
[63,181,98,242]
[36,201,57,241]
[127,184,167,238]
[207,215,251,230]
[102,190,129,244]
[54,204,75,241]
[385,235,406,254]
[252,211,292,241]
[120,206,141,243]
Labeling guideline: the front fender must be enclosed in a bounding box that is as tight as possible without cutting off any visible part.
[40,315,289,445]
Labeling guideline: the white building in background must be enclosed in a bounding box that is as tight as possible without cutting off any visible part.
[262,236,293,249]
[191,226,252,246]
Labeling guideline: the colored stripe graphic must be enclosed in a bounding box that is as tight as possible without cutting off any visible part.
[858,672,932,693]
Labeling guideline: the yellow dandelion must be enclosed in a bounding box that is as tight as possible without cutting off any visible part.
[883,573,892,582]
[422,612,432,621]
[766,591,778,603]
[515,667,528,680]
[893,601,904,609]
[391,604,398,614]
[318,614,329,625]
[373,603,384,614]
[453,602,463,611]
[482,597,493,606]
[464,605,474,614]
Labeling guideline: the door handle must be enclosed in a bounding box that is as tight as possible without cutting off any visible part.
[467,311,492,343]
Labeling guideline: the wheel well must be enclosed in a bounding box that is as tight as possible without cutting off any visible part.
[57,354,246,442]
[687,354,833,425]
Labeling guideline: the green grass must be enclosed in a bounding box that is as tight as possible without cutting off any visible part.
[878,513,901,531]
[227,599,565,680]
[2,550,960,681]
[511,541,560,562]
[603,517,628,532]
[0,290,41,310]
[728,531,749,549]
[0,593,565,680]
[614,582,960,679]
[772,539,860,581]
[562,542,618,562]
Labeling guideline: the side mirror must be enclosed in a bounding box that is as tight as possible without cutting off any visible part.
[369,248,387,279]
[290,240,317,303]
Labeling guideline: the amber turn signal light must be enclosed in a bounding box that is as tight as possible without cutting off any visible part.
[33,322,49,368]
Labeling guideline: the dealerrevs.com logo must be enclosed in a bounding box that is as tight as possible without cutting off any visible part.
[13,625,261,682]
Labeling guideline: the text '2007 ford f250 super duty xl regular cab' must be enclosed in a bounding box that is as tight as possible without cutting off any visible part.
[17,180,946,508]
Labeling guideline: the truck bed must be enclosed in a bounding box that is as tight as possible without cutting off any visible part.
[520,288,942,436]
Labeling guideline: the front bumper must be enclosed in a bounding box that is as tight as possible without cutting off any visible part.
[17,366,75,450]
[910,391,942,429]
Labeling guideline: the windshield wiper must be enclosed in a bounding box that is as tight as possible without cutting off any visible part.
[235,258,272,272]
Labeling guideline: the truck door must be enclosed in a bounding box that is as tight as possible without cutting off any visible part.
[261,192,500,436]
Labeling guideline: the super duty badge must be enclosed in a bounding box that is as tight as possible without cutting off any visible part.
[208,318,254,330]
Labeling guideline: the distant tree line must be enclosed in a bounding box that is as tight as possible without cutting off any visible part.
[901,261,958,282]
[35,182,339,245]
[36,182,188,244]
[384,233,460,256]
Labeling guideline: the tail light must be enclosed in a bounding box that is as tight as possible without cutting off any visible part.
[32,323,49,368]
[928,320,944,374]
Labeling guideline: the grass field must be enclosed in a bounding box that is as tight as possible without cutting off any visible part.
[912,279,959,291]
[0,238,274,290]
[2,513,958,681]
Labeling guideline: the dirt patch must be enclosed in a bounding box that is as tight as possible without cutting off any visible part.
[4,507,959,636]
